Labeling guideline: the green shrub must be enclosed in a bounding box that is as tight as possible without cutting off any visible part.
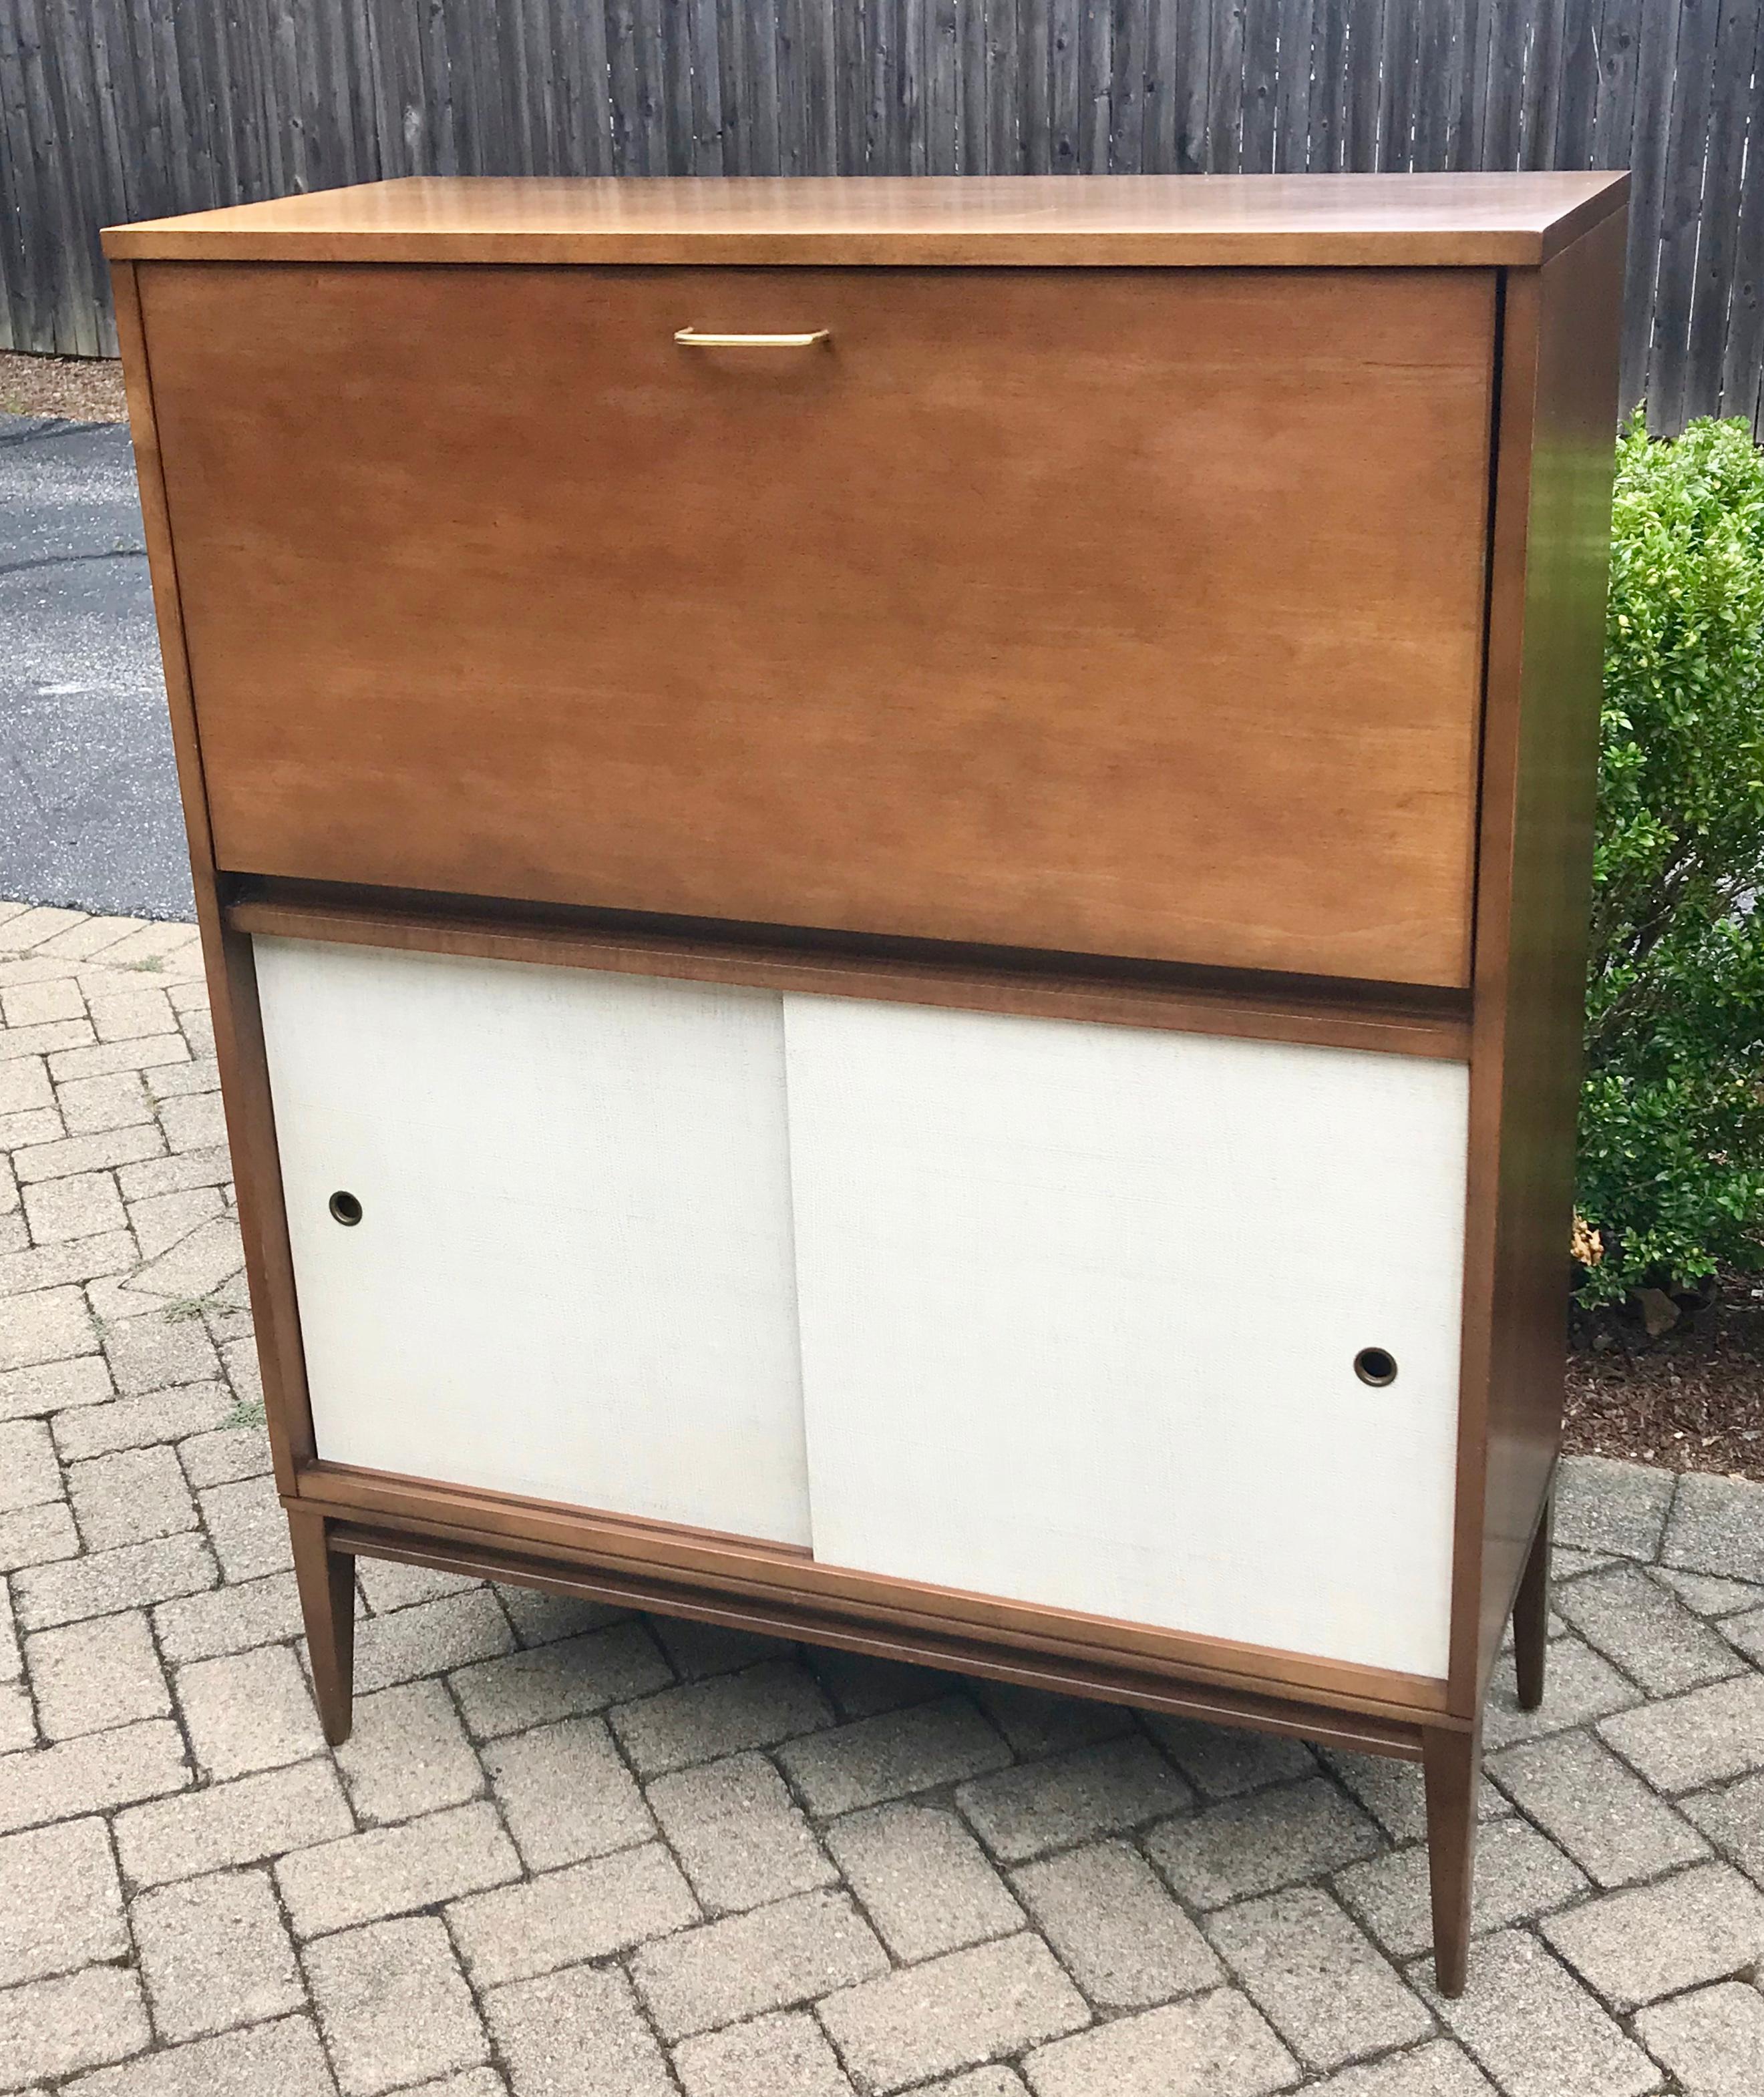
[1576,413,1764,1304]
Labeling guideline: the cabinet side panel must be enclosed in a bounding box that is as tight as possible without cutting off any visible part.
[786,996,1468,1680]
[111,259,316,1495]
[1455,208,1628,1707]
[254,939,812,1547]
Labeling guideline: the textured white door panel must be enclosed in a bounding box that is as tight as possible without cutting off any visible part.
[783,996,1468,1677]
[254,938,810,1545]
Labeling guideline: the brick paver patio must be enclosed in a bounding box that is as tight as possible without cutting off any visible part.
[3,898,1763,2096]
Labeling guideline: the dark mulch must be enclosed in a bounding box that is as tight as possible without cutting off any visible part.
[1566,1274,1764,1482]
[0,352,128,422]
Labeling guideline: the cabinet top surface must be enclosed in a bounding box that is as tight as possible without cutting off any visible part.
[104,172,1627,267]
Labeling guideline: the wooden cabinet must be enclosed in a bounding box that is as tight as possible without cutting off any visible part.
[105,171,1628,1996]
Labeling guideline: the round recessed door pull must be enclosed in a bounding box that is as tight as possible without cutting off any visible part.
[1354,1346,1398,1388]
[328,1190,363,1227]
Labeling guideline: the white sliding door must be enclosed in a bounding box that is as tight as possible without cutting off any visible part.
[256,940,1468,1672]
[254,939,810,1545]
[783,996,1468,1677]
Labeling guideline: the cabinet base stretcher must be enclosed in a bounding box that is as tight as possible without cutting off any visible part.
[287,1478,1554,1999]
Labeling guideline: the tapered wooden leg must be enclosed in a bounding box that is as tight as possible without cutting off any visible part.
[1513,1491,1553,1713]
[289,1507,356,1746]
[1422,1724,1479,1998]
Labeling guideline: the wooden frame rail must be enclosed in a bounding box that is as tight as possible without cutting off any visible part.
[224,877,1473,1062]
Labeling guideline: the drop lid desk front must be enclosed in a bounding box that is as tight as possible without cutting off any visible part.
[104,171,1628,1995]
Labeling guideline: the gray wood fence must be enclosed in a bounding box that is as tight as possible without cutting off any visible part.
[3,0,1759,435]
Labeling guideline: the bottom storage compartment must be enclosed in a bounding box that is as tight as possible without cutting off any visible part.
[255,935,1468,1678]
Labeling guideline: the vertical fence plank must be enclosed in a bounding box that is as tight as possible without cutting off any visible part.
[516,0,557,174]
[442,1,492,173]
[1586,0,1641,404]
[76,8,130,351]
[1477,0,1529,167]
[1017,0,1050,170]
[1518,0,1566,168]
[339,0,382,183]
[988,0,1023,170]
[1344,0,1384,168]
[566,0,616,174]
[1618,0,1681,417]
[663,0,698,171]
[783,0,839,172]
[924,0,957,170]
[1111,0,1146,170]
[1681,0,1761,421]
[1272,0,1312,171]
[292,0,327,186]
[1208,0,1246,170]
[246,0,288,196]
[960,0,989,168]
[300,0,340,188]
[0,0,47,351]
[862,0,888,169]
[832,0,862,168]
[1411,0,1461,171]
[1719,65,1764,419]
[188,0,234,210]
[6,0,58,352]
[1239,0,1276,172]
[494,0,539,170]
[15,0,89,352]
[373,0,421,175]
[459,0,501,171]
[1077,0,1109,170]
[1172,0,1210,173]
[1645,0,1721,429]
[897,0,923,168]
[136,0,183,206]
[1550,0,1598,168]
[360,0,401,173]
[1139,0,1172,169]
[1590,0,1640,171]
[750,0,785,172]
[713,0,750,169]
[629,0,671,172]
[1049,0,1080,168]
[86,0,142,227]
[423,0,460,174]
[778,0,810,170]
[1379,0,1423,170]
[1307,0,1349,172]
[1449,0,1492,170]
[0,5,25,351]
[64,0,124,348]
[608,0,645,171]
[37,0,106,353]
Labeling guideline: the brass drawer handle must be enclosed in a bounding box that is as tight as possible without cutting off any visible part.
[674,327,830,349]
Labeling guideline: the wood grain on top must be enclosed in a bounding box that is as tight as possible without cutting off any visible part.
[104,172,1628,267]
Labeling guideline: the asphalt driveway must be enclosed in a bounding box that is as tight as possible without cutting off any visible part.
[0,411,193,920]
